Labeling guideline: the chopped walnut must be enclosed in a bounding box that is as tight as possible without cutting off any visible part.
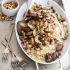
[0,12,13,21]
[3,2,18,10]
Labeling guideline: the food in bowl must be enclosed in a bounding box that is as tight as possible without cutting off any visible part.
[18,3,68,62]
[3,1,18,10]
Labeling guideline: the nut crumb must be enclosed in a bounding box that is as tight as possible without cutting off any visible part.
[0,12,13,21]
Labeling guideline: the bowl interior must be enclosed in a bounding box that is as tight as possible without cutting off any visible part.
[2,0,19,10]
[15,0,70,64]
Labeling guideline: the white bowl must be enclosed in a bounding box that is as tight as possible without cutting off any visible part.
[15,0,70,64]
[2,0,19,16]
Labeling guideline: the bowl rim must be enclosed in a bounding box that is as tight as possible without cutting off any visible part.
[15,0,70,64]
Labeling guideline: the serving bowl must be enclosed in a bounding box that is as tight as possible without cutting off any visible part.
[15,0,70,64]
[2,0,19,16]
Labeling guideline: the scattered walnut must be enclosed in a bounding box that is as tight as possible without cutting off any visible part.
[0,12,13,21]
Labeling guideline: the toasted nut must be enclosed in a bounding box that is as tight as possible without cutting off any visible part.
[3,2,18,10]
[0,12,13,21]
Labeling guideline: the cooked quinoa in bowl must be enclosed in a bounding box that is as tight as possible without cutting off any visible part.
[18,3,68,63]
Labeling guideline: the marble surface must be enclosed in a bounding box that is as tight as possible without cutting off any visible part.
[0,0,70,70]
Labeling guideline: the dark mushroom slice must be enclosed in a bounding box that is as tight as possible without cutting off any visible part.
[56,43,63,51]
[45,54,53,62]
[33,42,40,48]
[17,21,27,34]
[52,52,60,61]
[22,42,27,50]
[26,11,43,20]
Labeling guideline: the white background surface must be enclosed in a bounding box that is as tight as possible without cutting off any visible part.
[0,0,70,70]
[62,0,70,23]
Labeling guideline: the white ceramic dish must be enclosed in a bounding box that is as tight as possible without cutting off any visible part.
[2,0,19,16]
[15,0,70,64]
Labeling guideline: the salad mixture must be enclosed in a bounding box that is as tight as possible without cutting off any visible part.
[18,3,68,62]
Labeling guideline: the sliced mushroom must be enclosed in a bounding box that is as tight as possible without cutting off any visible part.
[45,54,52,62]
[27,12,43,20]
[31,38,34,45]
[35,35,41,44]
[54,20,65,38]
[33,29,37,36]
[21,31,26,38]
[22,40,27,50]
[27,23,34,30]
[56,43,63,51]
[19,21,27,28]
[26,31,33,36]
